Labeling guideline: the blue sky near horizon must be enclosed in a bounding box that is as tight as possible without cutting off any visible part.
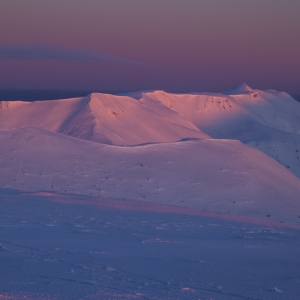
[0,0,299,94]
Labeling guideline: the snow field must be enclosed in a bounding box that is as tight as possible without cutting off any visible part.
[0,191,300,300]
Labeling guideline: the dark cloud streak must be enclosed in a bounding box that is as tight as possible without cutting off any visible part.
[0,44,152,67]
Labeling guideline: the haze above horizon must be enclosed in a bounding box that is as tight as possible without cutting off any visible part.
[0,0,299,94]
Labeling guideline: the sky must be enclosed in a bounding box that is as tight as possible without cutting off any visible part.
[0,0,300,94]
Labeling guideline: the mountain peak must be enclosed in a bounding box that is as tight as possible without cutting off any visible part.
[224,83,253,95]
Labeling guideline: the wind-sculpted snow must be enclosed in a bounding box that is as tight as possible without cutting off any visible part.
[0,127,300,225]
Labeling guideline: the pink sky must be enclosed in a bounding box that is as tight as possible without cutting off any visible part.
[0,0,299,93]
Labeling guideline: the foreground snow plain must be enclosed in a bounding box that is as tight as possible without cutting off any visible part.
[0,85,300,299]
[1,190,300,300]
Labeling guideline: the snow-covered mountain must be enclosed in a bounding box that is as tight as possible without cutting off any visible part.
[0,93,208,145]
[0,85,300,225]
[131,84,300,177]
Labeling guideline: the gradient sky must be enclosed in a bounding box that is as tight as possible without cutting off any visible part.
[0,0,299,93]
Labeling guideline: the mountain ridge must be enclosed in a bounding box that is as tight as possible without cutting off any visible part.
[0,85,300,225]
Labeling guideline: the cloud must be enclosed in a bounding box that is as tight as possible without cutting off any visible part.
[0,44,152,67]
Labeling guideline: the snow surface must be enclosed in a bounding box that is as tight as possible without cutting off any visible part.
[1,190,300,300]
[0,85,300,299]
[0,127,300,225]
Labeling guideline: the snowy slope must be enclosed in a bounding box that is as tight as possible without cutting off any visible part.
[136,84,300,135]
[134,85,300,177]
[1,127,300,225]
[0,93,208,145]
